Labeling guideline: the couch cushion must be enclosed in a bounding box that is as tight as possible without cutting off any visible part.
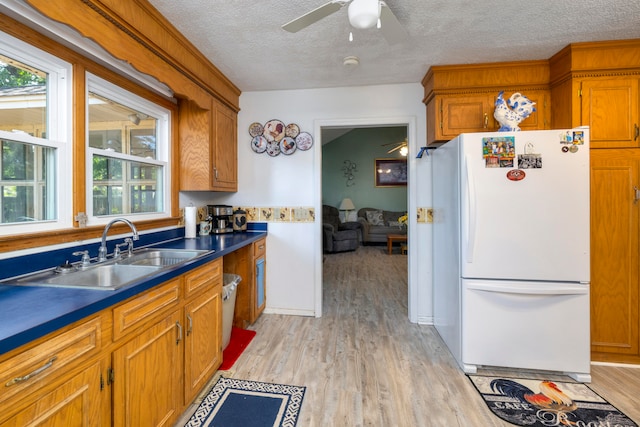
[365,210,384,225]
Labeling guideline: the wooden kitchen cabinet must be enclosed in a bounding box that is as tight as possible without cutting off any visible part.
[183,260,223,404]
[590,149,640,364]
[549,39,640,363]
[0,315,110,426]
[112,311,183,427]
[422,61,550,145]
[580,78,639,148]
[224,238,267,328]
[111,279,183,427]
[179,96,238,192]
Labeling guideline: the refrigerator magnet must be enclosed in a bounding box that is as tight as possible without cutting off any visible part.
[506,169,526,181]
[518,154,542,169]
[562,146,570,153]
[569,145,579,153]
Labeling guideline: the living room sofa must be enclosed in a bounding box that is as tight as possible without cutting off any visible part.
[357,207,407,244]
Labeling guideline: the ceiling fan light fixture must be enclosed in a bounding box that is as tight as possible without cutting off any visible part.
[348,0,380,29]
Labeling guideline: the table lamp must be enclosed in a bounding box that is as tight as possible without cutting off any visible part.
[339,198,356,222]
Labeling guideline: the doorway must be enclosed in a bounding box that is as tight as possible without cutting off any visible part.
[314,116,418,322]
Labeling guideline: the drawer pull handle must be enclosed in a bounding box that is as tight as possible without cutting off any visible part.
[258,245,264,250]
[5,356,58,387]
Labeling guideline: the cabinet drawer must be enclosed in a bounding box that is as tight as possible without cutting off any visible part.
[113,278,181,341]
[253,239,266,258]
[184,258,222,298]
[0,315,103,404]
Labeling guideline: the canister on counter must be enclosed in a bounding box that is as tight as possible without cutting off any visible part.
[233,209,247,232]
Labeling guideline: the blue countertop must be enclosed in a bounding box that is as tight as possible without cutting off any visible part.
[0,230,267,356]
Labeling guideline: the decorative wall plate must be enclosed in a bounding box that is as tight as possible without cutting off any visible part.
[280,137,296,155]
[296,132,314,151]
[285,123,300,138]
[266,140,281,157]
[263,119,285,142]
[251,135,268,153]
[248,122,264,137]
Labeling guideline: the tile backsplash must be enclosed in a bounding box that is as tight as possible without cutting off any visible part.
[181,206,316,223]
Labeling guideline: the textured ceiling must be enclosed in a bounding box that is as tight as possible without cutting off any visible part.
[146,0,640,92]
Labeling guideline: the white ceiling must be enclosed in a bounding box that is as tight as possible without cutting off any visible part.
[146,0,640,92]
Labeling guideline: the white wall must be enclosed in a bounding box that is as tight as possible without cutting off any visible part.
[183,83,434,323]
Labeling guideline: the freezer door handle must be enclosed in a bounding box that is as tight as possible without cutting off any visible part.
[464,155,477,263]
[466,282,589,296]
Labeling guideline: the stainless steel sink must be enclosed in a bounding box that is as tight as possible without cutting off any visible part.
[10,264,161,290]
[3,248,212,291]
[116,248,210,267]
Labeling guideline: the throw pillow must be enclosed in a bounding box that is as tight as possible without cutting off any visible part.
[366,210,384,226]
[388,221,402,227]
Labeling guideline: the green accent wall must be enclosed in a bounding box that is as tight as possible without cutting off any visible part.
[322,126,407,216]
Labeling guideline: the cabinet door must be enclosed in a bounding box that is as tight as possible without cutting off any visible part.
[440,94,496,138]
[581,78,640,148]
[184,286,222,404]
[212,100,237,191]
[179,98,212,191]
[112,311,183,427]
[0,359,107,427]
[590,149,640,363]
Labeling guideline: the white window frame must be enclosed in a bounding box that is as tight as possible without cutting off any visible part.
[85,73,171,225]
[0,31,72,234]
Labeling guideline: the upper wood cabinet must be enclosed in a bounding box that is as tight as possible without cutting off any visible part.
[549,39,640,148]
[422,61,550,145]
[179,97,238,192]
[581,78,639,148]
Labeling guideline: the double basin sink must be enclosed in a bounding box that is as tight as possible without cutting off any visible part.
[3,248,212,291]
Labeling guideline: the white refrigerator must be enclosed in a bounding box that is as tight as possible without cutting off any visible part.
[432,128,591,382]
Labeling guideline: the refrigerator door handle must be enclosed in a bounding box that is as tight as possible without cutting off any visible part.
[464,155,477,263]
[466,281,589,296]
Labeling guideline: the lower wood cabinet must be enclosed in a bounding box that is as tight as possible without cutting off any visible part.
[224,238,267,328]
[0,257,224,427]
[0,314,109,427]
[591,149,640,364]
[183,264,223,404]
[112,311,184,427]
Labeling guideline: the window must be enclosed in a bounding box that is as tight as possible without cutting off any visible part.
[86,74,170,223]
[0,32,72,233]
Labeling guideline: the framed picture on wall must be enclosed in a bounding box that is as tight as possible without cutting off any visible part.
[375,158,407,187]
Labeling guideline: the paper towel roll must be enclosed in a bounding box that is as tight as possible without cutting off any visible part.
[185,206,197,238]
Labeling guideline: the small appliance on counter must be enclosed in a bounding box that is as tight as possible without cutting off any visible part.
[207,205,234,234]
[233,209,247,232]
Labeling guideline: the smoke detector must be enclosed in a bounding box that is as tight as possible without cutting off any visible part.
[343,56,360,68]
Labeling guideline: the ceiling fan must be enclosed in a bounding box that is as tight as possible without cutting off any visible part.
[383,138,408,155]
[282,0,407,44]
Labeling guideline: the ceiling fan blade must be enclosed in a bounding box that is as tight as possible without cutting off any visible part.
[387,144,404,153]
[379,1,407,44]
[282,2,344,33]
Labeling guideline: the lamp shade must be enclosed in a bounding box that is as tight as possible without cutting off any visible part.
[339,198,356,210]
[348,0,380,29]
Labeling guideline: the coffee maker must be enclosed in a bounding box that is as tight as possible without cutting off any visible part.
[207,205,234,234]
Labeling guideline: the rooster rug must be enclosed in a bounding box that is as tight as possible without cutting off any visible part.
[468,375,637,427]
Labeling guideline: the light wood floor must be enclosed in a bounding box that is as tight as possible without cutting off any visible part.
[177,246,640,426]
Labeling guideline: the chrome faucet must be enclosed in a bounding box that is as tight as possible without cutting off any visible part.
[98,218,139,262]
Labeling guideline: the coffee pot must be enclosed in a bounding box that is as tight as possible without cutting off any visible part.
[207,205,234,234]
